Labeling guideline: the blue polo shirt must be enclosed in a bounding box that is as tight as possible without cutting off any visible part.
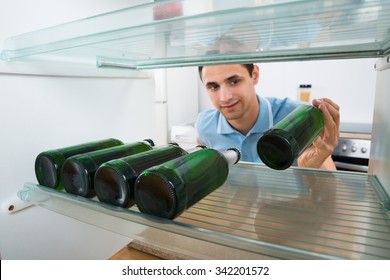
[195,96,301,163]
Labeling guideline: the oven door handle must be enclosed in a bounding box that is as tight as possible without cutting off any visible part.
[333,161,368,172]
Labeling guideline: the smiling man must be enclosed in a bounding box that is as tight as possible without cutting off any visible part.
[195,63,340,170]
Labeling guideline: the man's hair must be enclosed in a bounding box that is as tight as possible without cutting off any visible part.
[198,64,255,80]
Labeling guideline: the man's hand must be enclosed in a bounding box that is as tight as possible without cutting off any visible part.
[298,98,340,170]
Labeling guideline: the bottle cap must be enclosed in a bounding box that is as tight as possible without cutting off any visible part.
[184,144,207,154]
[226,147,241,164]
[168,142,179,146]
[196,144,208,149]
[143,139,155,147]
[135,167,186,219]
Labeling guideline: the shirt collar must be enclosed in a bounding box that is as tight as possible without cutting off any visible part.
[217,113,235,134]
[252,95,273,134]
[217,95,273,135]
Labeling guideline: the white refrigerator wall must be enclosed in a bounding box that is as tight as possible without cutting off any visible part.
[0,0,200,260]
[0,0,159,259]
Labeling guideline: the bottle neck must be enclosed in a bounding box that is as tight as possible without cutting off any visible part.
[185,145,207,154]
[221,148,241,167]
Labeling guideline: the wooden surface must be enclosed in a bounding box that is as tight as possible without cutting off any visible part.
[109,244,163,260]
[109,239,195,260]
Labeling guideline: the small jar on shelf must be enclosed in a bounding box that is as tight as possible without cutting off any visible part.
[298,84,312,103]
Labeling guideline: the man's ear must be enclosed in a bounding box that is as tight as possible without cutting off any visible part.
[252,64,260,85]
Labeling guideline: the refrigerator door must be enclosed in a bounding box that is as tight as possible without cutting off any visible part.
[369,55,390,204]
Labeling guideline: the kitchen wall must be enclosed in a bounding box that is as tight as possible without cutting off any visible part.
[199,58,377,126]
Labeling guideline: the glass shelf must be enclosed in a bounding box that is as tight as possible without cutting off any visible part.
[18,163,390,259]
[2,0,390,69]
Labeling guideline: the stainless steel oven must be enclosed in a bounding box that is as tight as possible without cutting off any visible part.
[332,123,371,173]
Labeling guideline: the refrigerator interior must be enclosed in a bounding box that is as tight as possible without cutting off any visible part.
[0,0,198,259]
[0,74,156,259]
[0,0,390,259]
[0,68,198,260]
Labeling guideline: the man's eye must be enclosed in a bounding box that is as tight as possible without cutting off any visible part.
[207,84,219,91]
[230,79,239,85]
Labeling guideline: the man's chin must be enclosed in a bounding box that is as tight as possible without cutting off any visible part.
[222,112,241,121]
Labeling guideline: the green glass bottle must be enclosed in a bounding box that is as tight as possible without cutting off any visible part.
[257,104,324,170]
[94,144,205,208]
[35,138,124,190]
[62,139,154,198]
[134,147,241,219]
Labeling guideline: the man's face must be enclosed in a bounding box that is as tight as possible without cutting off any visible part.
[201,64,259,121]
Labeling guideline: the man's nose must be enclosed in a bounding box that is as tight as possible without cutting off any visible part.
[220,86,233,102]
